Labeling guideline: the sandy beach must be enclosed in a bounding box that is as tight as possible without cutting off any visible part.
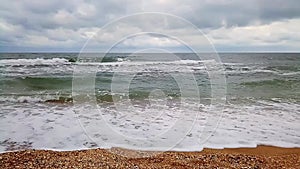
[0,146,299,168]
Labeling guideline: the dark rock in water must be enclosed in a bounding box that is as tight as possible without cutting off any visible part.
[45,97,73,104]
[225,67,234,71]
[101,57,116,63]
[241,67,250,71]
[68,58,77,63]
[97,94,113,103]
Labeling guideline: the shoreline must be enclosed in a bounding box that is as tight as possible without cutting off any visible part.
[0,145,299,168]
[201,145,300,156]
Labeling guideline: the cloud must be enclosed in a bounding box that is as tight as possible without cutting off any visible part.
[0,0,300,52]
[121,34,181,47]
[208,18,300,51]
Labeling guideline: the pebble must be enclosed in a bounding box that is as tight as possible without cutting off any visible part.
[0,148,299,168]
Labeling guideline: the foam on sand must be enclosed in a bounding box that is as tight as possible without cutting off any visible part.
[0,99,299,153]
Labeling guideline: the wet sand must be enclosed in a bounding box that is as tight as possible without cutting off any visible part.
[0,145,299,168]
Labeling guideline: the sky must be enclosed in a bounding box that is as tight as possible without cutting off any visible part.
[0,0,300,52]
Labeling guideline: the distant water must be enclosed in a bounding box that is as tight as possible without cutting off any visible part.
[0,53,299,152]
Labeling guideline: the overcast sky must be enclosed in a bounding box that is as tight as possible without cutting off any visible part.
[1,0,300,52]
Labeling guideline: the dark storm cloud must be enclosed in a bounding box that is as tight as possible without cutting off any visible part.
[0,0,300,51]
[2,0,300,31]
[182,0,300,29]
[0,0,127,31]
[257,0,300,20]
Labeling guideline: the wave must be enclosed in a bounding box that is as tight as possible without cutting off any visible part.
[281,71,300,76]
[1,58,297,75]
[225,68,278,75]
[225,64,300,75]
[75,59,216,66]
[0,95,74,104]
[0,91,181,104]
[6,57,298,76]
[0,96,43,103]
[0,57,215,67]
[264,65,300,72]
[0,57,127,67]
[17,77,71,90]
[0,58,70,66]
[4,58,297,78]
[241,79,299,87]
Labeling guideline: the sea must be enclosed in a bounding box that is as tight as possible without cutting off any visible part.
[0,53,299,152]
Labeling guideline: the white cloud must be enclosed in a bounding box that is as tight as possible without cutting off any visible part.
[122,34,181,47]
[208,18,300,47]
[76,3,97,18]
[1,0,300,51]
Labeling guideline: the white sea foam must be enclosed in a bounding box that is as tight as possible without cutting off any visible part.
[226,69,279,75]
[76,59,215,66]
[0,96,56,103]
[0,100,299,153]
[2,58,291,76]
[281,71,300,76]
[0,59,218,76]
[0,58,297,76]
[0,58,70,66]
